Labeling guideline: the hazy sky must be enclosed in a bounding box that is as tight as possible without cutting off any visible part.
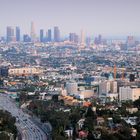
[0,0,140,37]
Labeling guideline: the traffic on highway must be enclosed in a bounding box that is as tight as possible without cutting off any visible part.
[0,93,47,140]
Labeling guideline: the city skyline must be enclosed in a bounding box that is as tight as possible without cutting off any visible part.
[0,0,140,37]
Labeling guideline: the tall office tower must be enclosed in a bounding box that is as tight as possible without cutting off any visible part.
[44,31,48,42]
[40,29,44,42]
[86,37,91,48]
[16,26,20,42]
[94,34,102,45]
[69,33,75,42]
[6,26,15,42]
[69,33,79,44]
[127,36,135,47]
[30,22,36,42]
[98,34,102,44]
[80,30,85,48]
[94,37,98,45]
[47,29,52,42]
[74,34,79,44]
[54,26,60,42]
[81,30,85,44]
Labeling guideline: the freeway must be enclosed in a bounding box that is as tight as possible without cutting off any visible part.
[0,93,47,140]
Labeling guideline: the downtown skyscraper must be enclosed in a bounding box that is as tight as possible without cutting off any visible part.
[30,22,36,42]
[16,26,20,42]
[80,30,85,48]
[40,29,44,42]
[6,26,15,42]
[54,26,60,42]
[69,33,79,43]
[47,29,52,42]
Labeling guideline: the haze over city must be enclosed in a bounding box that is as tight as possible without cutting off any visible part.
[1,0,140,140]
[0,0,140,37]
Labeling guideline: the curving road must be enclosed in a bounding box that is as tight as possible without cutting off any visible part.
[0,94,47,140]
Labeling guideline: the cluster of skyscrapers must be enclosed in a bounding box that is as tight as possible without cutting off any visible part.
[6,26,20,42]
[5,22,61,43]
[39,27,59,43]
[4,22,106,49]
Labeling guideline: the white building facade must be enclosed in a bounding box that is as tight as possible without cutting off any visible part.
[119,86,140,101]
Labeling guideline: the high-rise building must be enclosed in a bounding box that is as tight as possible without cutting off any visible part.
[47,29,52,42]
[16,26,20,42]
[40,29,44,42]
[23,34,31,42]
[30,22,36,42]
[81,30,85,44]
[54,26,60,42]
[74,34,79,44]
[80,30,85,48]
[69,33,75,42]
[127,36,135,47]
[98,34,102,44]
[94,34,102,45]
[69,33,79,44]
[86,37,91,48]
[94,37,98,45]
[6,26,14,42]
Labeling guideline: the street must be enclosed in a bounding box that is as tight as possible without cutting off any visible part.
[0,93,47,140]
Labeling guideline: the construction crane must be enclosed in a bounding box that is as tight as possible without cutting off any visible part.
[113,64,125,80]
[114,64,117,80]
[121,69,125,80]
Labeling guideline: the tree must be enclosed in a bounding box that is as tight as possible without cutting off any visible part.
[53,135,67,140]
[122,100,133,108]
[52,95,59,102]
[85,106,96,119]
[0,110,17,139]
[101,128,119,140]
[83,117,94,131]
[134,98,140,108]
[0,132,10,140]
[113,115,121,124]
[87,131,94,140]
[116,126,131,140]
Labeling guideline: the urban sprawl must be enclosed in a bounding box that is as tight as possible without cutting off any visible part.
[0,24,140,140]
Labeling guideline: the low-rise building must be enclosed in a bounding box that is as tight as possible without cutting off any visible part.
[99,80,117,96]
[79,90,95,99]
[8,67,43,76]
[119,86,140,101]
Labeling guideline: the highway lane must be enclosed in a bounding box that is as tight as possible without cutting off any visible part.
[0,94,47,140]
